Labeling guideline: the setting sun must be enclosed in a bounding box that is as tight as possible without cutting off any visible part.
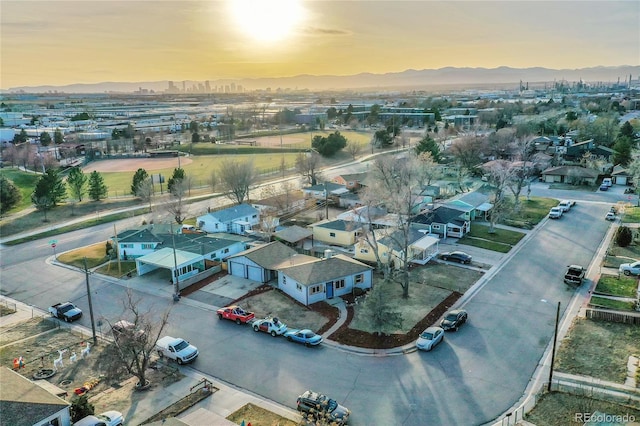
[228,0,305,43]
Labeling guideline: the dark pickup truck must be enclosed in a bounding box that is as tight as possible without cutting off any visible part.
[564,265,585,285]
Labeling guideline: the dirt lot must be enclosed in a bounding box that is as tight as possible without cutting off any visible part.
[227,403,298,426]
[0,316,183,421]
[525,392,640,426]
[555,317,640,384]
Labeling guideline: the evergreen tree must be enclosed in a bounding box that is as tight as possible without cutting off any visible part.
[66,166,88,201]
[167,167,186,193]
[616,226,633,247]
[54,128,64,144]
[414,134,441,161]
[0,176,22,214]
[32,169,66,206]
[131,168,149,195]
[88,171,108,201]
[39,131,52,146]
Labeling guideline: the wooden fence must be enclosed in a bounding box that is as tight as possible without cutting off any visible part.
[585,307,640,325]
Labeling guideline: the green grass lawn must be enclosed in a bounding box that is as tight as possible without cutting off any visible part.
[595,274,639,298]
[56,242,110,269]
[94,261,137,278]
[589,296,636,311]
[622,206,640,222]
[502,196,559,228]
[0,169,41,213]
[457,223,526,253]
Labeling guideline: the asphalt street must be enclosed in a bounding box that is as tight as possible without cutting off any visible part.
[0,181,628,425]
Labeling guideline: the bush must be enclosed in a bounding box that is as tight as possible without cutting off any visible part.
[616,226,633,247]
[70,395,94,422]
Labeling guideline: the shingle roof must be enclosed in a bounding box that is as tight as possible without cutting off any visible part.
[312,219,363,231]
[541,166,599,178]
[227,241,298,269]
[0,368,70,426]
[116,228,163,243]
[157,233,239,254]
[205,204,258,223]
[378,228,428,251]
[303,182,345,192]
[280,254,371,285]
[413,206,465,225]
[274,226,313,243]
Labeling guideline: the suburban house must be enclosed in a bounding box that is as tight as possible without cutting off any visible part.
[332,172,368,191]
[134,233,250,287]
[197,204,260,235]
[1,367,72,426]
[353,227,440,267]
[251,191,306,216]
[446,191,493,221]
[336,191,363,209]
[412,206,471,238]
[114,228,164,260]
[226,241,316,283]
[301,182,348,200]
[540,165,599,185]
[611,164,631,185]
[310,219,364,246]
[278,252,373,306]
[564,139,615,162]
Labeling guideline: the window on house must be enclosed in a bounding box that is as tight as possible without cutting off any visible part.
[141,244,153,249]
[329,232,336,237]
[252,214,257,219]
[224,248,229,253]
[121,244,134,249]
[360,248,368,254]
[215,223,219,229]
[282,276,287,285]
[335,279,345,289]
[433,224,440,229]
[355,274,364,284]
[310,285,323,295]
[296,283,302,291]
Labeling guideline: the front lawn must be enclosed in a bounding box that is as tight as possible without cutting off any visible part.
[589,296,636,311]
[57,242,110,269]
[595,274,639,298]
[465,224,526,245]
[94,261,137,278]
[621,205,640,223]
[555,318,640,383]
[502,196,559,228]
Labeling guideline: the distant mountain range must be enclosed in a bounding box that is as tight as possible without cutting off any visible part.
[4,65,639,94]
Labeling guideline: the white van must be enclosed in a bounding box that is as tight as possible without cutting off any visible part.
[602,177,612,187]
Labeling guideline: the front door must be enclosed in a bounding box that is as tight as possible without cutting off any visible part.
[326,281,334,299]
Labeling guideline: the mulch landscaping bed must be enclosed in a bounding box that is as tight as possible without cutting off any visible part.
[328,292,463,349]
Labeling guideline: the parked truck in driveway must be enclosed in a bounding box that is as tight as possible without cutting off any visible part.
[48,302,83,322]
[155,336,199,364]
[564,265,585,285]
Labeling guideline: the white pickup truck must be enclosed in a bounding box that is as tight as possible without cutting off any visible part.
[155,336,199,365]
[48,302,83,322]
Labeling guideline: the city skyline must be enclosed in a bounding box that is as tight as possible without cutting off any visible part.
[1,0,638,90]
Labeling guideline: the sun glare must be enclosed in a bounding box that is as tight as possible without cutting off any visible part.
[229,0,305,43]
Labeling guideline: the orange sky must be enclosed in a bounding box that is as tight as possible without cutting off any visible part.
[1,0,638,89]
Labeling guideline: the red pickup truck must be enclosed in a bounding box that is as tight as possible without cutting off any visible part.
[216,305,255,325]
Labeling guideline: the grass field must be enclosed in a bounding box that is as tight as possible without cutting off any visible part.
[56,241,110,269]
[0,168,41,212]
[589,296,636,311]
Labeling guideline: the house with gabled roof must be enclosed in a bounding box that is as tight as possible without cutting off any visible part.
[310,219,364,247]
[412,206,470,238]
[273,225,314,250]
[332,172,368,191]
[446,191,493,221]
[541,165,599,185]
[0,367,72,426]
[114,228,164,260]
[278,252,373,306]
[301,182,348,200]
[197,204,259,235]
[354,227,439,268]
[226,241,316,283]
[611,164,631,185]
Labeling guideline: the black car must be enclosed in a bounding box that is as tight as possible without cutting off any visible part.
[296,390,350,425]
[440,309,468,331]
[440,251,472,264]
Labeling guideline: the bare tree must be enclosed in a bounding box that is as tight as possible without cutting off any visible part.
[361,154,424,298]
[416,151,441,185]
[506,135,537,210]
[357,280,403,335]
[135,177,154,212]
[105,289,171,390]
[449,134,487,191]
[218,159,256,204]
[295,151,322,185]
[345,140,361,159]
[166,178,188,224]
[482,160,516,232]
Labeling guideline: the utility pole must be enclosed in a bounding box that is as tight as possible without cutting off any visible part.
[547,301,561,391]
[83,257,97,345]
[170,223,181,302]
[113,223,121,276]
